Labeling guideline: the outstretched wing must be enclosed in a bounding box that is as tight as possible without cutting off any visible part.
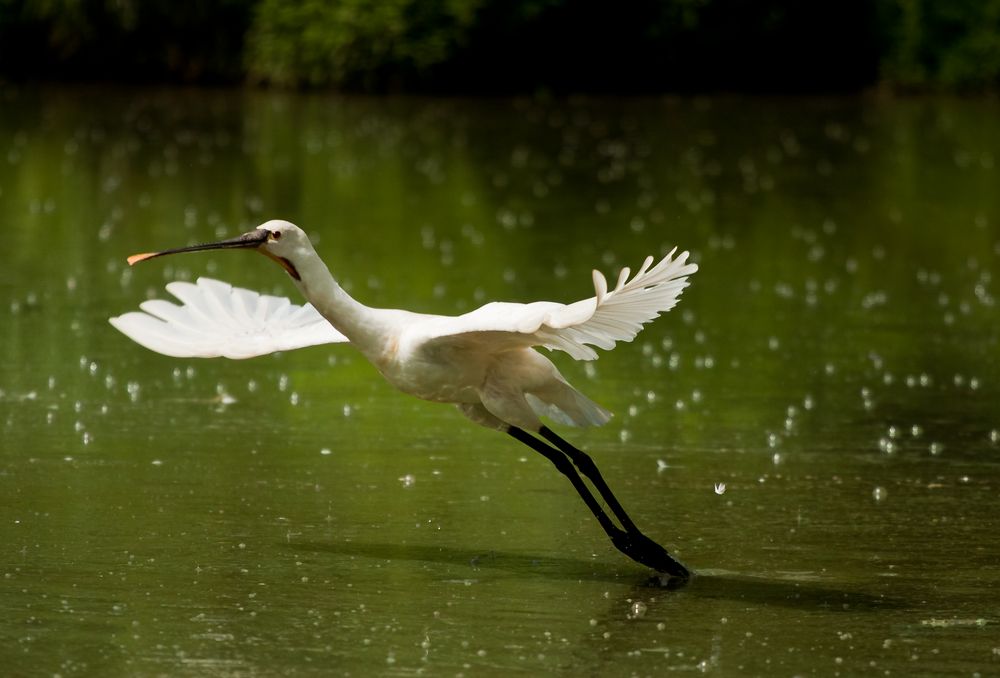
[109,277,348,359]
[414,249,697,360]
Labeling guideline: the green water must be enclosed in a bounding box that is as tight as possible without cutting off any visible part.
[2,86,998,675]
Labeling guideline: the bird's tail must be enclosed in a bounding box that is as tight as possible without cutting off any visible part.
[525,382,612,428]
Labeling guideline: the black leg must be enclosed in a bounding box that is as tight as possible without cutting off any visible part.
[507,426,689,578]
[507,426,620,537]
[539,426,639,533]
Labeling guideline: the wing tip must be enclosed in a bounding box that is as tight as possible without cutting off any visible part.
[592,269,608,304]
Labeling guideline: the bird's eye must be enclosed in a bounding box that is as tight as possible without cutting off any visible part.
[270,230,282,240]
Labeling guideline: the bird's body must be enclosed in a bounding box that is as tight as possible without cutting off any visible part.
[113,219,697,577]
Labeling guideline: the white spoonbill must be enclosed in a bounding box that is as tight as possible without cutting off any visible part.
[111,219,698,577]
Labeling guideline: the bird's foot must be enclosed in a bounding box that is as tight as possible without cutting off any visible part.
[611,530,690,579]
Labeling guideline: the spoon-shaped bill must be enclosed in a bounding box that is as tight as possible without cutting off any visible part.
[126,229,269,266]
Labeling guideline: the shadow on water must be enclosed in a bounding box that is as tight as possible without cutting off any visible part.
[679,572,905,612]
[288,540,905,611]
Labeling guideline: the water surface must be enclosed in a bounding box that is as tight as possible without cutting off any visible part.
[1,87,998,675]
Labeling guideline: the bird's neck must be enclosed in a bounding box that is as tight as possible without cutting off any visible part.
[293,255,386,353]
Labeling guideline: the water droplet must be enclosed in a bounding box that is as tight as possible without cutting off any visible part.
[320,448,332,456]
[399,474,415,488]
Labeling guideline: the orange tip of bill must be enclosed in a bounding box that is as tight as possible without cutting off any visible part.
[127,252,158,266]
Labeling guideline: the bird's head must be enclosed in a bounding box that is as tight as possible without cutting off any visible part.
[127,219,312,280]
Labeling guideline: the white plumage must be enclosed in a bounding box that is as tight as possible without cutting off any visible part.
[111,223,696,431]
[415,249,695,361]
[110,278,347,359]
[110,219,698,576]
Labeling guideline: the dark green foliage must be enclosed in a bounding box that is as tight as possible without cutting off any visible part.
[879,0,1000,89]
[0,0,997,91]
[0,0,252,82]
[433,0,877,93]
[244,0,481,88]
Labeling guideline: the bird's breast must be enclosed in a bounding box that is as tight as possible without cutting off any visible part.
[374,341,484,404]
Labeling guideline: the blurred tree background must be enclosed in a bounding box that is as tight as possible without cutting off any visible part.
[1,0,998,91]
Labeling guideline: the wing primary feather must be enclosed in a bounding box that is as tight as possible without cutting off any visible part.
[592,270,608,304]
[401,249,697,362]
[111,277,349,359]
[615,267,630,292]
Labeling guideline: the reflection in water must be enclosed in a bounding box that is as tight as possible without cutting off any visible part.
[291,540,904,611]
[291,538,647,584]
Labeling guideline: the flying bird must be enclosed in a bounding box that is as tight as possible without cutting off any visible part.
[111,220,698,577]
